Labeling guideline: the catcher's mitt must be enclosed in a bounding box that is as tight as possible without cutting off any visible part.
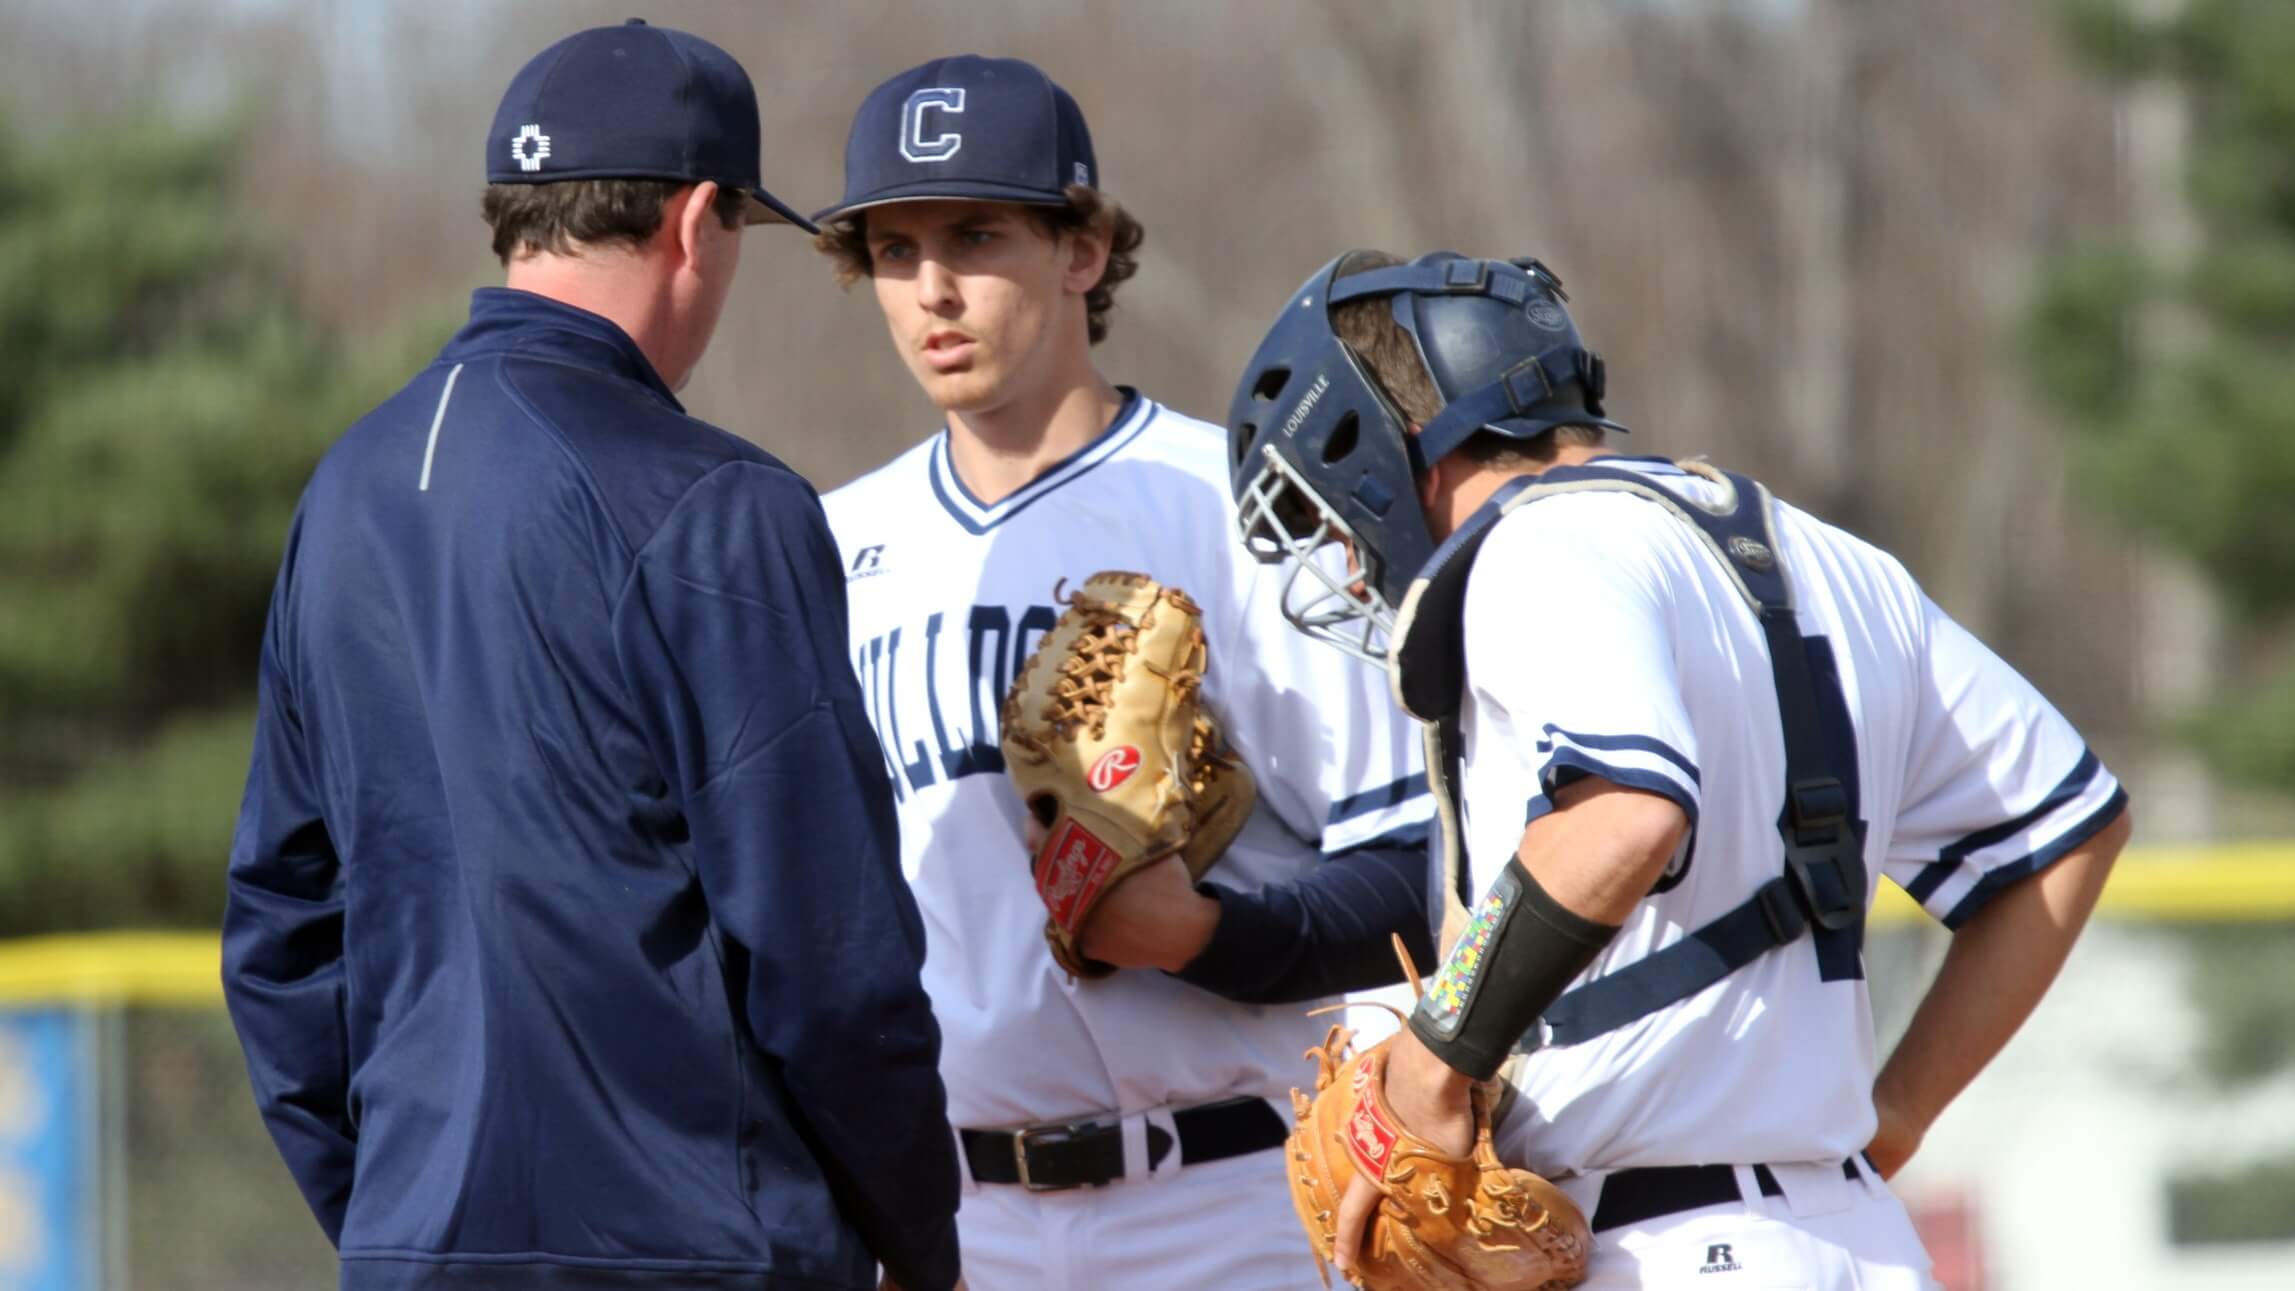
[1286,942,1590,1290]
[1000,572,1255,978]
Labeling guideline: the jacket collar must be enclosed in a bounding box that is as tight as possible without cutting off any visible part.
[442,288,684,411]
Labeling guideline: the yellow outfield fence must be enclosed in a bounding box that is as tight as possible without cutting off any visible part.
[2,843,2292,1009]
[0,928,224,1008]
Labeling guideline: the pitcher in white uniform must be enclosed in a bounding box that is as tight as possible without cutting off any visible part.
[1224,248,2131,1289]
[805,61,1437,1290]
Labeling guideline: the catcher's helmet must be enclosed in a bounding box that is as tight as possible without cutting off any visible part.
[1225,251,1623,663]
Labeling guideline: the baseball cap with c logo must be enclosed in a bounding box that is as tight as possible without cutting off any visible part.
[814,55,1096,223]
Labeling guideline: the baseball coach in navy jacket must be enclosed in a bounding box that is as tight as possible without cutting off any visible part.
[220,21,963,1291]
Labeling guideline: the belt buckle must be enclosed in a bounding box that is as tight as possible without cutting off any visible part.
[1012,1121,1090,1192]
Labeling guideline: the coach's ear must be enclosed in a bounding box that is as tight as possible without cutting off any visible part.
[668,180,724,271]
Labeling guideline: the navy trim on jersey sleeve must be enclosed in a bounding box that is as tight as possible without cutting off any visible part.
[1940,788,2129,930]
[1524,747,1702,830]
[1535,724,1701,786]
[1326,772,1432,828]
[1904,749,2101,905]
[1174,820,1435,1005]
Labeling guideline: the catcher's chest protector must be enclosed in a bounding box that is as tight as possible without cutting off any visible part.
[1388,460,1868,1047]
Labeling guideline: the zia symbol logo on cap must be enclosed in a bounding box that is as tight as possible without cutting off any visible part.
[485,18,817,231]
[510,124,552,173]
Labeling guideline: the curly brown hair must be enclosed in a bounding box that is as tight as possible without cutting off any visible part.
[812,185,1144,345]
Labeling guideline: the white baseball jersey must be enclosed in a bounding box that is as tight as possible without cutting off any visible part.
[1444,457,2124,1175]
[821,390,1432,1129]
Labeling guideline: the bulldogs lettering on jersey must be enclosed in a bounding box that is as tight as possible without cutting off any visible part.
[849,602,1057,797]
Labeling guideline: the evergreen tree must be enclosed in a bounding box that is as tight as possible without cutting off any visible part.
[0,114,440,932]
[2029,0,2295,787]
[2034,5,2295,1235]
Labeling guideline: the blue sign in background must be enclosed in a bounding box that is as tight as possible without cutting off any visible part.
[0,1010,92,1291]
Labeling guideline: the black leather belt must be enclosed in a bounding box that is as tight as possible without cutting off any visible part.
[959,1097,1288,1190]
[1592,1158,1863,1232]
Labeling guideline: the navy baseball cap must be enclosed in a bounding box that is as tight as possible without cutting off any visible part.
[487,19,816,233]
[813,55,1096,223]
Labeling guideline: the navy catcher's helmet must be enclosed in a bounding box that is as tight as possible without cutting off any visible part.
[1225,251,1623,662]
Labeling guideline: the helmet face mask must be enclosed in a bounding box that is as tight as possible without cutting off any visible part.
[1227,257,1434,663]
[1236,441,1401,665]
[1226,251,1623,664]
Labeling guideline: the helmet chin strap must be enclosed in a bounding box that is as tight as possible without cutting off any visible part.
[1406,357,1560,470]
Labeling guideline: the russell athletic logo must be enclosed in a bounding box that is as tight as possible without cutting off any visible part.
[1698,1243,1742,1274]
[1088,746,1141,792]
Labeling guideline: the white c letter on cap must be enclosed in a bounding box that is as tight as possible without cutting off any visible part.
[900,87,965,163]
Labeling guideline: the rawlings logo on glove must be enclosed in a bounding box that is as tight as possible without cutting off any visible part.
[1088,746,1143,791]
[1000,572,1256,979]
[1286,939,1591,1290]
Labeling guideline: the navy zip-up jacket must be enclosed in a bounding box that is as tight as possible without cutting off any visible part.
[222,288,961,1291]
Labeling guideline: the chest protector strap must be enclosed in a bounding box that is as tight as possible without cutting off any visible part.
[1387,460,1867,1051]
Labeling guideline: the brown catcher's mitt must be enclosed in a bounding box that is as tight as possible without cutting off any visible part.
[1286,942,1590,1290]
[1000,572,1255,978]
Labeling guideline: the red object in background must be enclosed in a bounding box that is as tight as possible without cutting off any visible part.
[1907,1192,1988,1291]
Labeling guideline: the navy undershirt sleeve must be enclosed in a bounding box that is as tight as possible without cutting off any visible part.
[1172,828,1435,1005]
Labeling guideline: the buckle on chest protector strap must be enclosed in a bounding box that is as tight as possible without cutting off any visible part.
[1785,777,1861,932]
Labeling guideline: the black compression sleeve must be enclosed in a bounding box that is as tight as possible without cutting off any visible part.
[1171,836,1435,1005]
[1408,860,1620,1081]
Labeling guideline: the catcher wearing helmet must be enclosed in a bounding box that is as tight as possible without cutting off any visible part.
[1227,250,2129,1289]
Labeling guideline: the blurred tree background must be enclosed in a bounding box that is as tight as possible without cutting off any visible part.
[0,0,2161,937]
[0,112,438,934]
[0,105,429,1286]
[2032,0,2295,795]
[2027,0,2295,1242]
